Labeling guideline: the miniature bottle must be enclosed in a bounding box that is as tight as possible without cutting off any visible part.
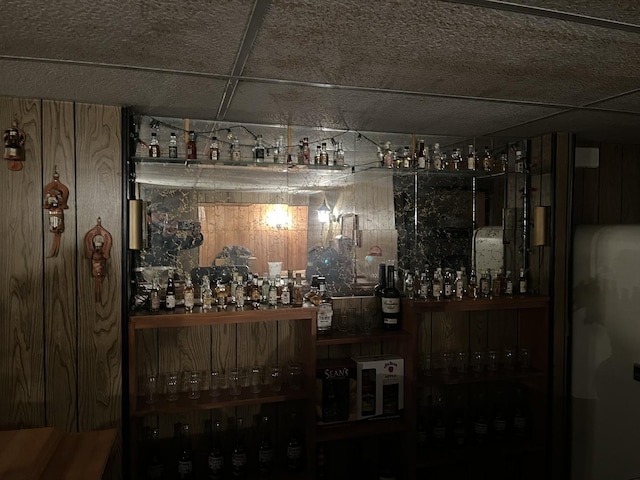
[231,136,241,162]
[168,132,178,158]
[148,132,161,158]
[208,136,220,161]
[254,134,266,163]
[186,131,197,160]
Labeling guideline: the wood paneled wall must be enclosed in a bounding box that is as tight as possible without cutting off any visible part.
[0,97,122,477]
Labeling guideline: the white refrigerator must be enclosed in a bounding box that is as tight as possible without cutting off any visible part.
[572,225,640,480]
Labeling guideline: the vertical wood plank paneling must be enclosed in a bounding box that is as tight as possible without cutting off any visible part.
[0,97,45,429]
[42,100,78,431]
[75,103,122,431]
[597,143,622,224]
[621,144,640,224]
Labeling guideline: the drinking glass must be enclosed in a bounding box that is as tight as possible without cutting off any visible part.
[337,313,348,333]
[456,351,468,376]
[519,347,531,370]
[471,351,485,377]
[209,369,221,397]
[502,347,515,371]
[360,308,374,334]
[145,374,158,404]
[288,362,302,390]
[269,365,282,392]
[188,370,201,400]
[420,353,432,377]
[487,350,499,373]
[228,367,242,396]
[166,372,179,402]
[250,365,263,394]
[347,308,358,335]
[442,352,453,376]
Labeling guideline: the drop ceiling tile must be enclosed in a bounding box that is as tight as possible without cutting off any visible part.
[224,81,562,137]
[0,0,253,74]
[0,60,227,120]
[507,0,640,26]
[245,0,640,105]
[490,109,640,143]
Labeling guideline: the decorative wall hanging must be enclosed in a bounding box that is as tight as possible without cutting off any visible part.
[83,218,113,303]
[3,120,26,171]
[42,166,70,257]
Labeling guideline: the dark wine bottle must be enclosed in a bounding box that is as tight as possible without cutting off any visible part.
[381,265,401,330]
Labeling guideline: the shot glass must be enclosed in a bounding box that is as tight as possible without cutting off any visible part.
[288,362,302,390]
[228,367,242,396]
[209,369,221,397]
[250,365,263,394]
[144,374,158,404]
[471,351,485,377]
[166,372,179,402]
[188,370,201,400]
[269,365,282,392]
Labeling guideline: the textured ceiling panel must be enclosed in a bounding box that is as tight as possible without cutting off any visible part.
[508,0,640,25]
[0,60,227,120]
[490,109,640,143]
[245,0,640,105]
[224,81,562,137]
[0,0,253,74]
[590,91,640,114]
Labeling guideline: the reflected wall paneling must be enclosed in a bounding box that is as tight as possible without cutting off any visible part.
[43,100,77,431]
[621,144,640,224]
[0,97,45,429]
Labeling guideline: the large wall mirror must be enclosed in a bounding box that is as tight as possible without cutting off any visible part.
[128,113,527,301]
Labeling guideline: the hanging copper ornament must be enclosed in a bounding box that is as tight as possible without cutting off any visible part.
[3,120,26,171]
[43,166,70,257]
[83,218,113,303]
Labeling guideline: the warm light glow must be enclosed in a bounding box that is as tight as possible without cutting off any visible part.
[317,198,331,224]
[265,204,291,229]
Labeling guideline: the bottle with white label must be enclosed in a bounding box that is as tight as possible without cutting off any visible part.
[454,270,464,300]
[207,420,225,480]
[316,278,333,335]
[382,265,401,330]
[183,275,195,312]
[519,268,528,294]
[505,270,514,297]
[165,270,176,311]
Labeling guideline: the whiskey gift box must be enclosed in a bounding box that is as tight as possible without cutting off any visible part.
[316,358,357,424]
[352,355,404,420]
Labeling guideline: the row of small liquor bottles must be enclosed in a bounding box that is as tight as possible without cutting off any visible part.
[375,263,529,303]
[145,269,331,314]
[141,414,303,480]
[144,130,526,173]
[418,384,532,453]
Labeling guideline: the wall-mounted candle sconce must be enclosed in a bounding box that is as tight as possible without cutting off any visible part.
[317,197,331,223]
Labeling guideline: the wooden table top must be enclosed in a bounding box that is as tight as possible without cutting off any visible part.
[0,427,116,480]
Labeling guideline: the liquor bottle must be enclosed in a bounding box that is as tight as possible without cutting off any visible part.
[320,142,329,165]
[286,413,303,471]
[316,278,334,335]
[515,149,525,173]
[313,145,321,165]
[207,420,225,480]
[254,134,266,163]
[454,270,464,301]
[186,131,197,160]
[235,275,245,308]
[467,144,476,170]
[512,387,529,439]
[145,427,164,480]
[443,269,453,300]
[149,275,160,313]
[499,152,508,172]
[374,263,387,297]
[419,271,431,299]
[281,281,291,306]
[231,136,241,162]
[165,270,176,311]
[177,423,194,479]
[292,273,304,307]
[450,147,461,171]
[482,146,492,172]
[402,146,411,168]
[492,268,503,298]
[316,444,328,480]
[202,275,213,311]
[432,394,447,447]
[272,135,283,164]
[231,418,248,479]
[334,141,345,166]
[461,266,468,292]
[417,139,426,169]
[404,270,414,300]
[451,394,467,447]
[184,275,195,312]
[432,143,443,171]
[215,278,227,309]
[208,136,220,161]
[432,271,442,301]
[169,132,178,158]
[467,269,478,299]
[492,389,508,443]
[257,416,274,478]
[480,270,491,298]
[381,265,401,330]
[268,279,278,307]
[505,270,514,297]
[412,269,421,300]
[472,392,489,445]
[302,137,310,165]
[519,268,528,294]
[383,142,394,168]
[261,275,270,304]
[149,132,161,158]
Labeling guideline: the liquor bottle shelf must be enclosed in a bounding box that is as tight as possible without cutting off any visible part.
[315,329,411,346]
[418,368,544,387]
[129,305,317,329]
[316,415,408,442]
[133,155,352,172]
[132,387,311,417]
[405,295,549,313]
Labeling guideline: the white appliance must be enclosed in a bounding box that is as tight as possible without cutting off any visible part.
[572,225,640,480]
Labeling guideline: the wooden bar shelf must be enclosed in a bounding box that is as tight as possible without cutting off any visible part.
[315,328,411,346]
[405,295,549,313]
[418,368,544,387]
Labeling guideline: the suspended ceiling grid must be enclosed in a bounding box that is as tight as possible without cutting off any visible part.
[0,0,638,142]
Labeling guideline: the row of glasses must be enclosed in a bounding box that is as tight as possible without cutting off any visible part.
[335,307,375,335]
[420,347,532,378]
[142,363,303,404]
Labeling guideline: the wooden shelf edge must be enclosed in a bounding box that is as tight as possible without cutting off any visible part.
[405,295,549,313]
[316,329,411,346]
[419,368,544,386]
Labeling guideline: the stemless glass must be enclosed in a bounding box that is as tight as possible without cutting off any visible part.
[471,351,485,377]
[269,365,282,392]
[288,362,302,390]
[166,372,179,402]
[188,370,201,400]
[250,365,263,394]
[145,374,158,404]
[209,369,221,397]
[229,367,242,396]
